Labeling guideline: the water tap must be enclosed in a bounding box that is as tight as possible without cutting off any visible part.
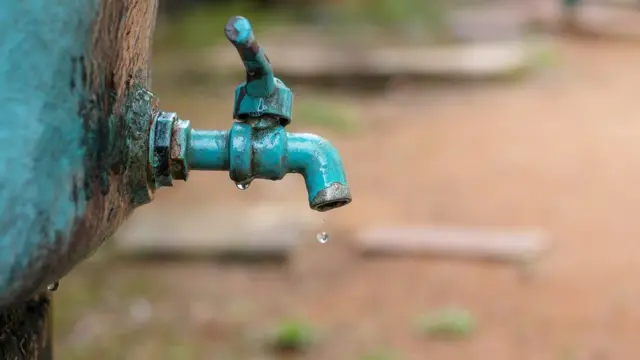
[148,16,352,212]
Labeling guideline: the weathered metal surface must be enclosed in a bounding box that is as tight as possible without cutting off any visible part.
[0,0,158,357]
[226,16,293,126]
[0,0,159,309]
[149,17,353,212]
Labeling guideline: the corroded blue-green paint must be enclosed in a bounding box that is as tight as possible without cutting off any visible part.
[225,16,293,125]
[0,0,158,312]
[189,130,229,170]
[0,0,160,357]
[0,0,97,306]
[231,17,253,44]
[148,111,175,188]
[120,84,158,207]
[287,132,350,206]
[232,78,293,126]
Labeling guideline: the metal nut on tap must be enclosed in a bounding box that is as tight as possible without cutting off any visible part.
[149,112,176,188]
[225,16,293,126]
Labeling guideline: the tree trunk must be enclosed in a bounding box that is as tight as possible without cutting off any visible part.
[0,294,52,360]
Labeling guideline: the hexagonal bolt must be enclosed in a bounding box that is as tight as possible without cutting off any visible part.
[150,112,176,188]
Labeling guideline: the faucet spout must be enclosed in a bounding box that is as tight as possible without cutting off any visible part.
[287,133,352,211]
[188,129,230,171]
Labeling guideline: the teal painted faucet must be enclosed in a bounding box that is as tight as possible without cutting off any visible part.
[148,16,352,212]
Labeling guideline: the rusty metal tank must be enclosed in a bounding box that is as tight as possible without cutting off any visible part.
[0,0,160,306]
[0,1,161,357]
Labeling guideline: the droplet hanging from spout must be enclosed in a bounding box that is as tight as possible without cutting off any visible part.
[235,182,250,190]
[317,232,329,243]
[47,282,59,292]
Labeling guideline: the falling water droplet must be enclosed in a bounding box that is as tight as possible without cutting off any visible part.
[47,282,59,292]
[235,182,250,190]
[316,231,329,244]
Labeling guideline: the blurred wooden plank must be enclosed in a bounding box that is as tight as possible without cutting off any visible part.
[578,4,640,38]
[357,226,549,263]
[207,37,551,79]
[449,5,528,42]
[113,202,317,260]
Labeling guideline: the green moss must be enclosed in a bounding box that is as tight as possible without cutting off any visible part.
[265,318,317,352]
[414,307,476,339]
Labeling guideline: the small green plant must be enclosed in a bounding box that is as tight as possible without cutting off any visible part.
[265,318,317,352]
[414,307,476,339]
[167,342,199,360]
[360,349,400,360]
[528,38,560,70]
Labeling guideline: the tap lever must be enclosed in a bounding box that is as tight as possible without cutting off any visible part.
[225,16,292,125]
[225,16,275,98]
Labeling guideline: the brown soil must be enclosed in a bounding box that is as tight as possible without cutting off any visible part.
[56,38,640,360]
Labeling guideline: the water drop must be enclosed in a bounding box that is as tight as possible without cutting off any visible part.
[236,182,250,190]
[47,281,59,292]
[316,231,329,244]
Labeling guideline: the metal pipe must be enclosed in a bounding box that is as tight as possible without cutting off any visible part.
[175,121,352,212]
[188,130,230,171]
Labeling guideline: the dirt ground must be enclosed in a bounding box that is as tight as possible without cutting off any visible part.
[55,37,640,360]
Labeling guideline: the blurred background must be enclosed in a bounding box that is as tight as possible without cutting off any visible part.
[53,0,640,359]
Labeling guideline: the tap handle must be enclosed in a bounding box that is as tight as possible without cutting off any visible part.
[225,16,276,98]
